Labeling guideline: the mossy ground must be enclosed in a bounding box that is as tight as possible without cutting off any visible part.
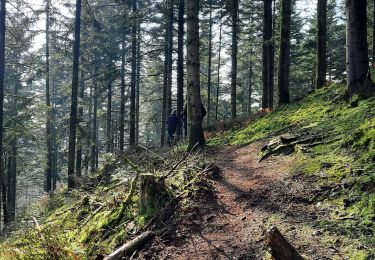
[209,83,375,257]
[0,151,207,260]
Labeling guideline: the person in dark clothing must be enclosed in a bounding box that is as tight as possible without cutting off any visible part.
[167,110,179,146]
[182,102,206,138]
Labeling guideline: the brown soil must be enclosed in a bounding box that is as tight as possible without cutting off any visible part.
[138,142,351,260]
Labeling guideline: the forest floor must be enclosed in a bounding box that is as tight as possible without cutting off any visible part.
[139,142,366,260]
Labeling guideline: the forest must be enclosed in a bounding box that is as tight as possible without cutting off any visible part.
[0,0,374,259]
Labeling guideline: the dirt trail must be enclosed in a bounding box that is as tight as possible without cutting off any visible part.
[140,142,347,259]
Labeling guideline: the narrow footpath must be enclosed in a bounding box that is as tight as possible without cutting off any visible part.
[140,142,354,259]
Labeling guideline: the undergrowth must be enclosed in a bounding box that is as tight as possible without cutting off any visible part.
[0,149,208,259]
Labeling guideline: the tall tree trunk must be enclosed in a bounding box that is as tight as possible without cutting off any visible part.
[230,0,239,119]
[167,4,173,116]
[45,0,53,192]
[373,0,375,65]
[106,76,112,153]
[186,0,205,150]
[278,0,291,105]
[248,50,253,116]
[52,77,57,189]
[176,0,184,139]
[119,41,126,151]
[76,63,85,176]
[91,62,98,173]
[216,14,222,122]
[161,0,174,147]
[316,0,327,89]
[346,0,374,99]
[8,79,18,222]
[269,0,275,109]
[85,81,92,174]
[207,0,213,125]
[0,0,7,225]
[67,0,82,189]
[129,0,137,146]
[262,0,273,110]
[136,26,141,145]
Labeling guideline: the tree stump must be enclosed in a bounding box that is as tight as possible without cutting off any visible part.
[139,174,166,214]
[268,226,305,260]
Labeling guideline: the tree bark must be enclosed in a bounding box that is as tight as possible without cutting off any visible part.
[67,0,82,188]
[161,0,174,147]
[52,77,57,189]
[91,56,98,173]
[373,0,375,65]
[0,0,7,224]
[45,0,53,192]
[8,78,18,222]
[136,25,141,145]
[187,0,205,150]
[278,0,291,105]
[262,0,273,110]
[207,0,213,125]
[248,50,253,116]
[316,0,327,89]
[230,0,239,119]
[216,13,222,122]
[129,0,137,146]
[76,59,85,176]
[167,3,173,117]
[119,41,126,151]
[176,0,185,139]
[346,0,374,99]
[106,76,112,153]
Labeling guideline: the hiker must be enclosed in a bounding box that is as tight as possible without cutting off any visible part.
[182,102,207,137]
[166,110,179,146]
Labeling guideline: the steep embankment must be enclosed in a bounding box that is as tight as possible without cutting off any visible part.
[1,83,374,259]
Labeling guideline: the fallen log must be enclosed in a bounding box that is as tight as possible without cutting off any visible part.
[103,231,155,260]
[268,226,305,260]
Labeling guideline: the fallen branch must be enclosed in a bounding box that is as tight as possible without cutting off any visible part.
[103,231,155,260]
[163,152,189,179]
[32,217,45,240]
[82,205,104,226]
[268,226,305,260]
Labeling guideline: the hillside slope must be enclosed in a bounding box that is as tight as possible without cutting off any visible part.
[1,83,374,259]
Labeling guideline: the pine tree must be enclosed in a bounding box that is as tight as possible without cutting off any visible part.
[67,0,82,188]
